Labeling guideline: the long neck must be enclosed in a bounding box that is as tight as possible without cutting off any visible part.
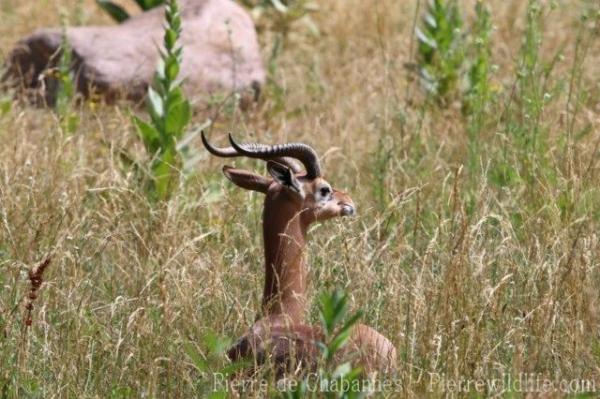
[261,195,308,323]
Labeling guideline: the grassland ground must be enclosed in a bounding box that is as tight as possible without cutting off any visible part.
[1,0,600,397]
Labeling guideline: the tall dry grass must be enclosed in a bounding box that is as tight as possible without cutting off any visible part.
[1,0,600,397]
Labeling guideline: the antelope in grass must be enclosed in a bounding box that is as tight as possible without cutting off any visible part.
[202,131,397,375]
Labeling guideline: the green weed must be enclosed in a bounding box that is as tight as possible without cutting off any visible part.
[282,288,365,399]
[415,0,465,103]
[131,0,191,201]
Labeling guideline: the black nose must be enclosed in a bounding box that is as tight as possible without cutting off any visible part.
[340,203,355,216]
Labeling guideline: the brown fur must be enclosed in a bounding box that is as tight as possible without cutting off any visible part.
[228,317,396,376]
[217,157,397,375]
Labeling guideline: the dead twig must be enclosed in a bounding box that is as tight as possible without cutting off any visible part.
[23,256,52,328]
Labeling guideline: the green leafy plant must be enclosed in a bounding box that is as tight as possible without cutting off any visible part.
[55,14,79,134]
[0,97,10,117]
[464,1,494,171]
[489,0,550,190]
[283,289,366,399]
[415,0,465,103]
[96,0,165,23]
[184,331,247,399]
[514,0,546,155]
[132,0,191,201]
[0,62,13,117]
[464,1,493,115]
[55,33,73,114]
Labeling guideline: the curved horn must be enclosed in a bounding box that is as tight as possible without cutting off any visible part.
[201,130,238,157]
[201,131,303,174]
[229,134,321,179]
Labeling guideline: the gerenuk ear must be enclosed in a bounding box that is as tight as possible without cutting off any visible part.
[222,166,271,194]
[266,161,304,198]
